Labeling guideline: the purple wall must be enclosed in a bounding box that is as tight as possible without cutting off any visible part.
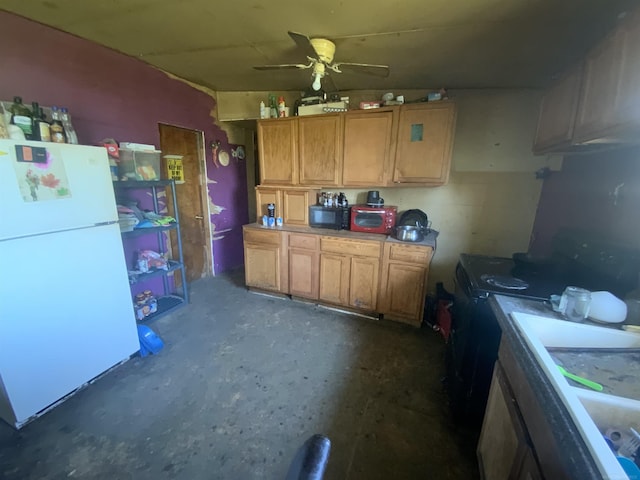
[0,12,248,274]
[530,147,640,254]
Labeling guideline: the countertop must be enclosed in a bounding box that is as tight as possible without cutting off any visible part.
[490,294,603,480]
[243,223,438,249]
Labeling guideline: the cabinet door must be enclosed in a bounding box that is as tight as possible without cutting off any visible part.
[255,188,283,221]
[244,243,281,291]
[282,190,311,225]
[257,118,298,185]
[516,449,544,480]
[611,10,640,129]
[342,110,395,186]
[533,63,583,153]
[382,263,427,324]
[573,29,624,142]
[298,115,342,186]
[289,248,319,299]
[349,257,379,311]
[478,365,529,480]
[319,253,350,305]
[393,103,456,185]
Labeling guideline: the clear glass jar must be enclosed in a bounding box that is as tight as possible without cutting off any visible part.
[560,286,591,322]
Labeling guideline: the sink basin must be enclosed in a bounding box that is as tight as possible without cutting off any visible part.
[511,312,640,479]
[517,314,640,349]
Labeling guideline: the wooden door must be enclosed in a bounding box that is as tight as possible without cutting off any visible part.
[257,118,298,185]
[244,243,281,291]
[349,257,379,311]
[255,187,283,221]
[382,263,426,322]
[573,29,624,142]
[319,253,350,305]
[393,103,456,185]
[342,110,396,186]
[159,124,209,283]
[282,190,312,225]
[533,63,583,153]
[298,115,342,186]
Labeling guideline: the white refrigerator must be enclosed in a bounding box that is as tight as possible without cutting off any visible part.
[0,139,140,428]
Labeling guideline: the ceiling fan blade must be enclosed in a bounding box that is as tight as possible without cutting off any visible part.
[288,31,318,59]
[332,63,390,77]
[253,64,311,71]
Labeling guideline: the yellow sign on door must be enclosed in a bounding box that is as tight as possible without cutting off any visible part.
[164,155,184,183]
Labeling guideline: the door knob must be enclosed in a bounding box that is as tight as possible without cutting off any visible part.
[195,215,204,220]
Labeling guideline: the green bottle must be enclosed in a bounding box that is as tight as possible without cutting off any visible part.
[10,96,33,139]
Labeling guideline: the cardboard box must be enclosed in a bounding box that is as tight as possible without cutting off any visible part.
[298,101,347,116]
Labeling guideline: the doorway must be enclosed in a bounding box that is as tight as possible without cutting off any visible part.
[159,123,212,282]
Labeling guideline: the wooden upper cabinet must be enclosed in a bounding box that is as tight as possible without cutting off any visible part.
[298,115,342,186]
[533,63,583,153]
[342,109,396,186]
[611,9,640,130]
[573,28,625,142]
[257,118,298,185]
[255,187,282,221]
[282,189,312,225]
[393,102,456,185]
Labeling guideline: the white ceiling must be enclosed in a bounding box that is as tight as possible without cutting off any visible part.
[1,0,636,92]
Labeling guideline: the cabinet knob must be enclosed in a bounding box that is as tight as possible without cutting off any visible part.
[195,215,204,220]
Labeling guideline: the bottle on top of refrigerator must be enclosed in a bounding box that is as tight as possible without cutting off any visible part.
[49,106,67,144]
[9,96,33,139]
[30,102,41,141]
[278,96,286,117]
[60,107,78,144]
[259,101,268,119]
[37,107,51,142]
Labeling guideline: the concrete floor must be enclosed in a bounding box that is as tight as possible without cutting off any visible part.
[0,270,479,479]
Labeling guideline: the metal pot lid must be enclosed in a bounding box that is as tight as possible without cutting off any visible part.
[398,209,429,229]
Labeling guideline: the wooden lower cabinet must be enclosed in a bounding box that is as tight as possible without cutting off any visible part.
[319,253,351,306]
[243,226,433,324]
[349,257,379,310]
[478,363,543,480]
[288,233,320,299]
[243,227,287,293]
[379,243,432,326]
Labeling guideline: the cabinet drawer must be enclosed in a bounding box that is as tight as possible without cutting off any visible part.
[321,236,381,258]
[244,228,280,246]
[289,233,319,250]
[388,244,432,264]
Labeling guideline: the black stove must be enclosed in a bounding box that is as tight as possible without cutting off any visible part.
[446,246,639,428]
[457,254,571,301]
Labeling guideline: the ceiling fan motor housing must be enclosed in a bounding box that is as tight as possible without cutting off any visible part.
[309,38,336,64]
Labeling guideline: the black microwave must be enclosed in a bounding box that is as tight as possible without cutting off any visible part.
[309,206,350,230]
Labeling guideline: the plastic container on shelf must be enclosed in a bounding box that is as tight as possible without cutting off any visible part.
[118,149,161,181]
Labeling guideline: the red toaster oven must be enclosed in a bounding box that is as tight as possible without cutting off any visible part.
[350,205,397,235]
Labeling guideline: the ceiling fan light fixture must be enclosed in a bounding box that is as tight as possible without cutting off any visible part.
[312,72,322,91]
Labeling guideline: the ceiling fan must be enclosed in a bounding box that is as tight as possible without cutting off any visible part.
[254,31,390,91]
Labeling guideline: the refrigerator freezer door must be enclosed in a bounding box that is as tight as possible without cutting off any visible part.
[0,140,119,241]
[0,223,139,428]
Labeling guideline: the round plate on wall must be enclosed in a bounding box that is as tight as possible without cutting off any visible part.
[219,150,230,167]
